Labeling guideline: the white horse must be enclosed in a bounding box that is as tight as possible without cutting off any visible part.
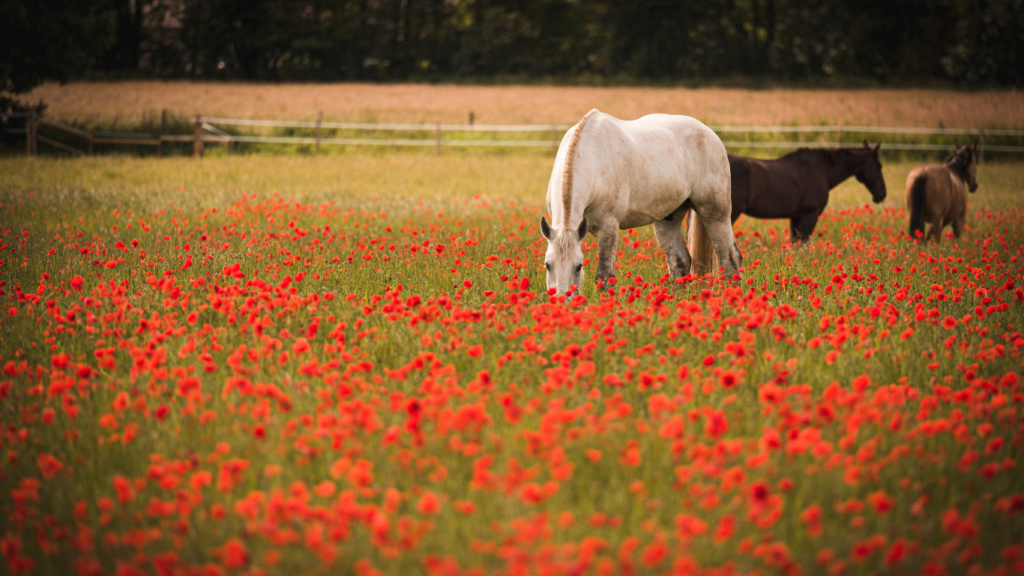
[540,109,741,295]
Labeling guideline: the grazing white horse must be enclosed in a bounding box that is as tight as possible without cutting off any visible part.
[540,109,741,295]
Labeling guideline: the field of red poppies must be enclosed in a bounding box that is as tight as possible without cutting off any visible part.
[1,155,1023,576]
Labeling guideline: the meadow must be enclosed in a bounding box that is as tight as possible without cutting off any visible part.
[1,149,1023,576]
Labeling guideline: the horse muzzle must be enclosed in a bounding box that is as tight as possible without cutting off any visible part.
[969,183,978,193]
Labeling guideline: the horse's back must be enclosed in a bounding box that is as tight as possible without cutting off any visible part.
[728,153,811,219]
[615,113,730,191]
[904,164,947,204]
[629,112,718,137]
[904,165,934,196]
[625,113,728,165]
[905,164,965,221]
[584,112,728,197]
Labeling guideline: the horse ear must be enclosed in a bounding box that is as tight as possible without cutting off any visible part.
[862,139,869,148]
[576,218,588,241]
[540,217,552,241]
[873,142,880,154]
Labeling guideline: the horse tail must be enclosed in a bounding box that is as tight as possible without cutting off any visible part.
[908,174,927,238]
[687,209,718,275]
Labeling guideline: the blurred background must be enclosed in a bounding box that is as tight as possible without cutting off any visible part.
[3,0,1021,159]
[2,0,1022,99]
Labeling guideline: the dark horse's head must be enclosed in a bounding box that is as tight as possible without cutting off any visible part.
[948,142,979,193]
[854,141,887,203]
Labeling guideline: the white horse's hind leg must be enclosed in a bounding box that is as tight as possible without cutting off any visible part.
[698,216,742,277]
[653,218,690,277]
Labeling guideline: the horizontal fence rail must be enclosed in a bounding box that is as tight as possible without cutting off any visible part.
[4,111,1024,158]
[711,124,1023,136]
[200,116,570,132]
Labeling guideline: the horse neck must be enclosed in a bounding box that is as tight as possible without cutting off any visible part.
[945,166,969,200]
[946,156,970,183]
[822,149,865,189]
[555,110,601,231]
[550,173,584,230]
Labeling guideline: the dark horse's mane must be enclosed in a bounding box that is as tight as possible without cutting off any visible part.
[783,147,860,165]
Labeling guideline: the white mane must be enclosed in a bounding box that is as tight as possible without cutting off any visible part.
[559,109,598,228]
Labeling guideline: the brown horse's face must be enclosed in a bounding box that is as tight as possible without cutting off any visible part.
[855,144,887,203]
[965,146,979,193]
[950,143,979,193]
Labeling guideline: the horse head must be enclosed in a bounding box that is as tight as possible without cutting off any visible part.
[855,141,887,203]
[540,216,588,296]
[950,142,979,193]
[964,144,979,193]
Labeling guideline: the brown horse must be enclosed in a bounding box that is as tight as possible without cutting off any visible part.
[906,143,979,241]
[729,142,886,242]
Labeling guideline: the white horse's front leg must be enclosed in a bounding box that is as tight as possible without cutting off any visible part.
[594,224,619,283]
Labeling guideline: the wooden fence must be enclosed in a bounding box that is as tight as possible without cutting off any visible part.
[14,112,193,157]
[5,111,1024,159]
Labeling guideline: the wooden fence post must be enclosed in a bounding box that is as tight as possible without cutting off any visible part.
[838,122,844,147]
[316,110,323,154]
[468,111,474,126]
[193,117,204,158]
[435,123,441,154]
[551,126,558,154]
[978,128,986,164]
[158,111,166,158]
[26,112,36,156]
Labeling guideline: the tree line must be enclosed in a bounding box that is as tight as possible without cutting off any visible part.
[2,0,1022,104]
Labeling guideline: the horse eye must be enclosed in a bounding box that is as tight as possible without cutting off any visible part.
[575,264,583,273]
[545,262,552,271]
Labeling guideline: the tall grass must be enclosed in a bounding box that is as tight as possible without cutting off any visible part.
[25,81,1024,128]
[2,155,1020,217]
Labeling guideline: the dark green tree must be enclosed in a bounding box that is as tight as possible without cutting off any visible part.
[0,0,116,106]
[17,0,1017,87]
[943,0,1023,85]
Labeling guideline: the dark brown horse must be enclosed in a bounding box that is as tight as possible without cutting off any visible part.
[729,142,886,242]
[906,143,979,241]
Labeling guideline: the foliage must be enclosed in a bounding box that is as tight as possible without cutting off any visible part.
[27,0,1007,86]
[4,0,1022,88]
[0,0,116,94]
[942,0,1024,85]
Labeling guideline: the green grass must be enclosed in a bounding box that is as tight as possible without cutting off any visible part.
[1,154,1020,217]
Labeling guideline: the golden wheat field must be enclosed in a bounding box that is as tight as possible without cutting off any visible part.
[26,81,1024,128]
